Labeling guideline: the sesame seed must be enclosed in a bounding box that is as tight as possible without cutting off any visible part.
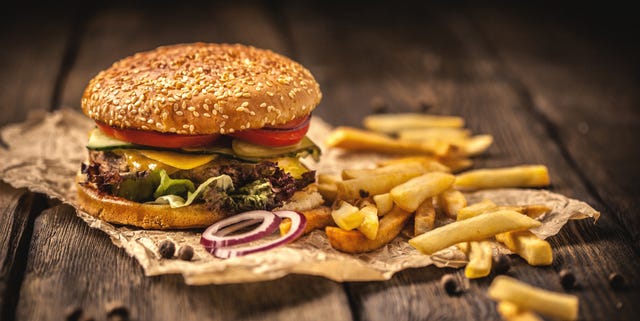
[193,111,200,117]
[241,101,249,107]
[182,124,190,129]
[187,106,196,111]
[203,104,209,111]
[260,102,267,108]
[203,113,211,118]
[176,111,184,116]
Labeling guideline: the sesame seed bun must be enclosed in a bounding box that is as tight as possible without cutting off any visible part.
[81,43,322,135]
[76,175,324,230]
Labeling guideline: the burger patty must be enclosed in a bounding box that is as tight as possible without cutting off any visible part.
[80,150,315,214]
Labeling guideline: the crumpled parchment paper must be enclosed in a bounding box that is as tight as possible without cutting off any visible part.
[0,109,600,284]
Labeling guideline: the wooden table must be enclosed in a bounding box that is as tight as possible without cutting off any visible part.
[1,1,639,320]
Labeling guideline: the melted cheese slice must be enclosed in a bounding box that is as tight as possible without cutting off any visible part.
[139,150,217,170]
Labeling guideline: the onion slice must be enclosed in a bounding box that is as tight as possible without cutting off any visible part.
[200,210,281,248]
[211,210,307,259]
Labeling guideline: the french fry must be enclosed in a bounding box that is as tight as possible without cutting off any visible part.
[488,276,579,321]
[317,173,341,185]
[326,206,413,253]
[341,162,426,180]
[357,204,379,240]
[363,113,465,133]
[458,201,551,221]
[414,198,436,235]
[465,241,493,279]
[497,301,543,321]
[457,242,470,255]
[331,201,363,230]
[438,157,473,173]
[455,165,550,190]
[317,183,338,203]
[326,126,452,156]
[408,210,542,255]
[280,206,334,235]
[390,172,456,212]
[398,127,471,142]
[455,135,494,157]
[495,231,553,266]
[373,193,394,216]
[437,187,467,218]
[377,156,451,173]
[457,199,498,221]
[336,171,421,200]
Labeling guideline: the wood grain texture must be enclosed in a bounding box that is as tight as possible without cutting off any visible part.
[0,6,71,126]
[0,184,47,320]
[60,1,291,111]
[467,4,640,247]
[16,204,352,321]
[3,1,639,321]
[13,2,352,321]
[283,2,639,320]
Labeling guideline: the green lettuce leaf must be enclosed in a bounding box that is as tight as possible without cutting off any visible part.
[153,169,196,199]
[152,174,233,208]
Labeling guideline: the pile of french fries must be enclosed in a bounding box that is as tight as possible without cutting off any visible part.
[296,112,579,320]
[310,113,554,280]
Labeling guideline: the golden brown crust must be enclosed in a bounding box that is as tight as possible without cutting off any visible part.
[76,179,226,229]
[81,43,322,135]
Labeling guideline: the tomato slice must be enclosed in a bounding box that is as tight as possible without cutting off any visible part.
[96,122,221,148]
[230,116,311,147]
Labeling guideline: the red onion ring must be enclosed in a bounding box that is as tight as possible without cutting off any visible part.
[210,210,307,259]
[200,210,281,248]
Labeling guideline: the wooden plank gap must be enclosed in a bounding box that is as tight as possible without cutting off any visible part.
[0,191,48,321]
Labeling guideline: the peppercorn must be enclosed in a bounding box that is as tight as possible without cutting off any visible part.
[65,305,83,321]
[419,100,433,113]
[559,269,577,290]
[371,97,388,114]
[178,245,194,261]
[158,240,175,259]
[492,255,511,275]
[106,303,129,321]
[440,274,462,296]
[359,189,370,198]
[609,272,625,290]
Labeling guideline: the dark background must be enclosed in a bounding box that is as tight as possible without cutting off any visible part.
[1,1,639,321]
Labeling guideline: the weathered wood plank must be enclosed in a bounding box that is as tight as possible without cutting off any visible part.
[0,183,47,320]
[15,2,352,321]
[0,6,72,126]
[0,6,71,320]
[467,3,640,247]
[283,2,639,320]
[60,1,290,110]
[16,204,351,321]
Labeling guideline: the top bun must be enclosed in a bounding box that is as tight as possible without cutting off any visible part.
[81,43,322,135]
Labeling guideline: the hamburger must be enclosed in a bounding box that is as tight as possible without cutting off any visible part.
[76,43,323,229]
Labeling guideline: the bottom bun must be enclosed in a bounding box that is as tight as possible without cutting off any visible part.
[76,175,324,230]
